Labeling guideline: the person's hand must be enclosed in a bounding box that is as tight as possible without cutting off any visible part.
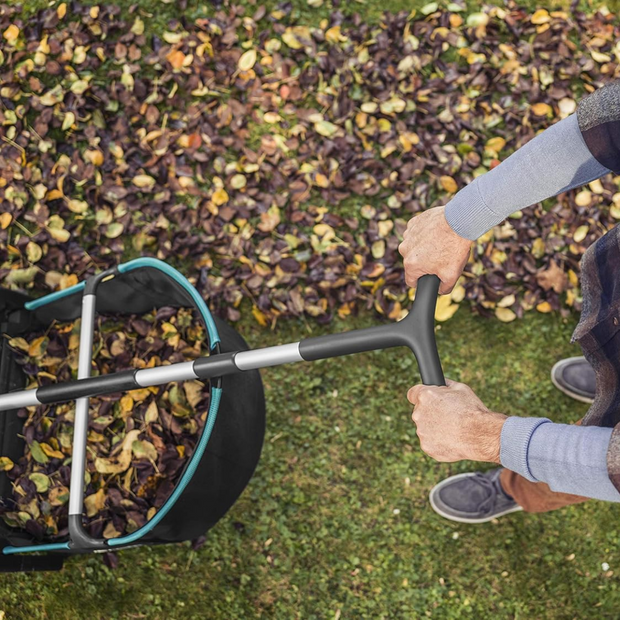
[407,379,507,463]
[398,206,473,294]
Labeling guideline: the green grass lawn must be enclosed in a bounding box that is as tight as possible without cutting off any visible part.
[2,308,619,618]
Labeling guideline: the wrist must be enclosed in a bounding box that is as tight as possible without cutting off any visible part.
[440,206,474,248]
[474,411,507,464]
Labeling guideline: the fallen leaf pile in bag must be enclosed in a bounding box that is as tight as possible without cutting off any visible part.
[0,306,211,542]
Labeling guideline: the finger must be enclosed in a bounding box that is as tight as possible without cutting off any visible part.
[407,384,425,405]
[411,408,421,424]
[438,279,455,295]
[444,378,458,387]
[404,266,423,289]
[405,273,420,289]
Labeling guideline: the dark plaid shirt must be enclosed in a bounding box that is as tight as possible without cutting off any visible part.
[573,79,620,493]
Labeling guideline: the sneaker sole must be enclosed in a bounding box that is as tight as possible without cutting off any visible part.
[429,473,524,524]
[550,357,595,404]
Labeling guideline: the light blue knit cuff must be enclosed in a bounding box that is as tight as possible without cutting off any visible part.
[444,180,503,241]
[499,416,553,482]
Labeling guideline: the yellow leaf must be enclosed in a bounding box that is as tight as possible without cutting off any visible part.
[131,17,145,36]
[575,190,592,207]
[558,98,576,117]
[8,337,29,352]
[103,522,121,539]
[314,120,339,137]
[132,174,156,189]
[40,442,65,459]
[371,240,385,259]
[589,179,604,195]
[252,305,268,327]
[434,295,460,322]
[39,85,64,106]
[57,2,67,18]
[28,336,47,357]
[230,174,247,189]
[399,132,420,152]
[162,31,186,44]
[257,205,281,232]
[451,284,466,303]
[264,112,282,123]
[211,188,228,206]
[68,199,89,214]
[440,176,458,193]
[536,301,552,313]
[85,149,104,166]
[0,457,14,471]
[361,102,378,114]
[62,111,75,131]
[59,274,78,290]
[325,25,345,43]
[145,400,159,424]
[46,188,64,201]
[26,241,42,263]
[120,395,134,415]
[531,102,552,116]
[84,489,106,517]
[3,25,19,45]
[495,307,516,322]
[497,294,516,308]
[315,173,330,188]
[532,237,545,258]
[485,137,506,154]
[238,49,257,71]
[313,223,335,239]
[531,9,550,24]
[282,28,304,49]
[591,51,611,63]
[94,429,141,474]
[183,380,205,407]
[0,212,11,229]
[70,79,89,95]
[47,214,70,242]
[573,225,588,243]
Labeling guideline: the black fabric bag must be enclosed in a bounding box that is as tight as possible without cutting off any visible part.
[0,262,266,571]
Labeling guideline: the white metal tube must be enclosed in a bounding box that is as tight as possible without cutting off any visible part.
[0,389,40,411]
[68,295,96,517]
[135,361,198,387]
[235,342,302,370]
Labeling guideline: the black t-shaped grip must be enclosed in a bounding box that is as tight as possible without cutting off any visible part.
[298,275,445,386]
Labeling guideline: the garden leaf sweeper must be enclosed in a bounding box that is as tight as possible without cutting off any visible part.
[0,258,443,572]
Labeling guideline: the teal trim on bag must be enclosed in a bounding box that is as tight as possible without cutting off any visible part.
[6,257,222,555]
[117,258,220,346]
[3,542,70,555]
[24,282,86,310]
[108,386,222,547]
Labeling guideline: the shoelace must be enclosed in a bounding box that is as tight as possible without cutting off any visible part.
[471,472,505,515]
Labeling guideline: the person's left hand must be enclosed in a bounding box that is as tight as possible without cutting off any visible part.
[407,379,507,463]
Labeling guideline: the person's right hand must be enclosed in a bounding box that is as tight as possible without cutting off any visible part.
[398,206,473,295]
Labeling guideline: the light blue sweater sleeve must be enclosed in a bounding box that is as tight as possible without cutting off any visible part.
[445,113,611,240]
[500,417,620,502]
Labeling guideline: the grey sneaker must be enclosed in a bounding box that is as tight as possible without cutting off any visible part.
[429,468,523,524]
[551,356,595,404]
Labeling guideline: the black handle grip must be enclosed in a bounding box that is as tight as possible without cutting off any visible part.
[405,275,445,386]
[299,274,445,386]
